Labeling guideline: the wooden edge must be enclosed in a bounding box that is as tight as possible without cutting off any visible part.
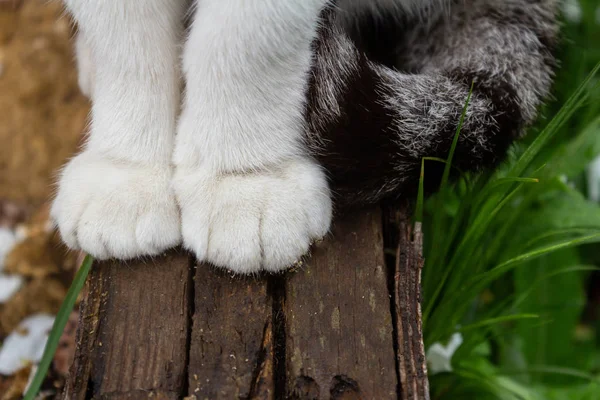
[63,251,192,399]
[62,258,105,400]
[395,218,430,400]
[64,207,429,400]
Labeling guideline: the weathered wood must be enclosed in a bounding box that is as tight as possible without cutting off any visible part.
[395,219,430,400]
[285,207,398,399]
[63,251,192,400]
[187,265,273,399]
[65,208,431,399]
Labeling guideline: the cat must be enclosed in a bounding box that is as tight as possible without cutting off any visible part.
[52,0,559,273]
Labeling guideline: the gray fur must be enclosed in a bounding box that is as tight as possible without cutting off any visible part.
[305,0,559,205]
[396,0,558,124]
[309,33,360,135]
[377,66,496,164]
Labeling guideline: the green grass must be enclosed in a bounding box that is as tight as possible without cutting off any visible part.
[23,255,93,400]
[422,4,600,398]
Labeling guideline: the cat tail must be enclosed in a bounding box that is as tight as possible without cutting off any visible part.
[306,0,559,205]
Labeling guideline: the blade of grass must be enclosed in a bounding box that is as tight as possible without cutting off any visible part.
[429,233,600,338]
[23,255,93,400]
[422,156,466,176]
[543,115,600,178]
[508,62,600,178]
[425,179,534,322]
[471,177,539,215]
[501,366,599,383]
[523,228,600,250]
[415,158,426,223]
[476,233,600,289]
[458,314,539,333]
[425,83,474,311]
[454,369,535,400]
[423,156,447,164]
[471,265,597,327]
[440,81,474,191]
[512,265,599,309]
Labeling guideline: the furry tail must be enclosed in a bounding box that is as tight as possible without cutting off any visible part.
[306,0,559,205]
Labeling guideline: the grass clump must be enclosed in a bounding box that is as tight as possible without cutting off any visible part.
[421,4,600,397]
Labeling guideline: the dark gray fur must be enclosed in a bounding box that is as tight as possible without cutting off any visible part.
[306,0,559,205]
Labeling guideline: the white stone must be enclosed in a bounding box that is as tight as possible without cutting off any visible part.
[0,314,55,375]
[0,274,24,303]
[426,333,464,375]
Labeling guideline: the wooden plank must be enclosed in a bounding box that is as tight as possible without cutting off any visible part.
[63,250,192,400]
[64,208,418,399]
[395,219,430,400]
[187,265,273,399]
[285,207,398,399]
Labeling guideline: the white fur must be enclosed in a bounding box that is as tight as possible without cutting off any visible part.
[51,153,181,259]
[74,31,94,98]
[61,0,443,271]
[174,0,333,272]
[53,0,185,260]
[174,0,330,171]
[64,0,184,164]
[174,159,331,273]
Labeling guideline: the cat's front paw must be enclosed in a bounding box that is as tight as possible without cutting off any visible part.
[51,152,181,259]
[174,158,332,273]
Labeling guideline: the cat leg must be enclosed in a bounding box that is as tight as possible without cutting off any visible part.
[74,31,93,98]
[174,0,332,273]
[51,0,186,259]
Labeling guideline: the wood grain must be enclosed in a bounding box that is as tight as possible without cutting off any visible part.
[63,251,192,400]
[64,208,431,399]
[285,207,398,399]
[187,264,273,399]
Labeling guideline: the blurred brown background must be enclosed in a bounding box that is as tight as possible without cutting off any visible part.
[0,0,88,205]
[0,1,88,397]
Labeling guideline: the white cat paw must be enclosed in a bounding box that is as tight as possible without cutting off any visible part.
[51,152,181,260]
[174,158,332,274]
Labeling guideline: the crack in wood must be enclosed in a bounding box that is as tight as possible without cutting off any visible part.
[270,275,287,399]
[246,320,274,399]
[180,255,197,398]
[63,209,430,400]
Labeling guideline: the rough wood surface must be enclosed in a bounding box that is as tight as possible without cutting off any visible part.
[64,208,431,400]
[285,207,398,399]
[187,265,273,399]
[63,251,192,400]
[395,219,430,400]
